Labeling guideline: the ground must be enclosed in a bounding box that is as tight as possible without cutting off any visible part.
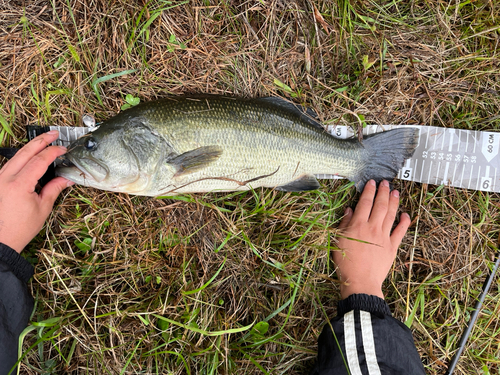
[0,0,499,374]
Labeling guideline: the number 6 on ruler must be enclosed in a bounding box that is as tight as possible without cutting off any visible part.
[481,177,492,191]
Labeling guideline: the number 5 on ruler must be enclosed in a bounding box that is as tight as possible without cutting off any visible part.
[401,167,412,180]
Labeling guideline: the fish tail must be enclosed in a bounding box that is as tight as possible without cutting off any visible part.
[352,127,419,191]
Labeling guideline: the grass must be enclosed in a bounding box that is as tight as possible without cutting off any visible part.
[1,0,500,374]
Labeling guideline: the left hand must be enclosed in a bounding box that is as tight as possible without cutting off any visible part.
[334,180,411,299]
[0,131,74,253]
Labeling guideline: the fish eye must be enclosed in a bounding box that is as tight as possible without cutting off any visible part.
[85,137,97,151]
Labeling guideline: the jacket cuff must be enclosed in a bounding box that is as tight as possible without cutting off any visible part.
[337,293,392,316]
[0,243,34,284]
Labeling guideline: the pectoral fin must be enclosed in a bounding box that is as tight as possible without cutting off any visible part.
[168,146,223,177]
[276,174,320,192]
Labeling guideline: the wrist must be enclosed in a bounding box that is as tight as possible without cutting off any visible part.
[0,237,24,254]
[340,282,384,300]
[0,243,34,282]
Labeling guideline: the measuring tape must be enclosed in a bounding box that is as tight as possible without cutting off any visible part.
[22,124,500,193]
[317,125,500,193]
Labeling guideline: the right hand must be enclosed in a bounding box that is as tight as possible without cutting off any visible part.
[0,131,74,253]
[334,179,411,299]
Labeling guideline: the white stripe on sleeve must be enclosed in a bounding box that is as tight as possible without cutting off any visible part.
[360,311,382,375]
[345,311,363,375]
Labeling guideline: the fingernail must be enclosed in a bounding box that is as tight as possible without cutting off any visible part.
[391,190,399,197]
[345,207,352,215]
[381,180,389,187]
[47,130,59,135]
[368,179,376,186]
[58,146,67,152]
[66,180,75,187]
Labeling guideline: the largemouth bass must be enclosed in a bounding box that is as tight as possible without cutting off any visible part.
[56,96,419,196]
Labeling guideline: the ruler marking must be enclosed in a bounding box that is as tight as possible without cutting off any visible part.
[494,168,497,192]
[413,159,418,182]
[420,160,425,182]
[468,165,474,189]
[448,130,454,152]
[425,128,430,148]
[452,163,457,185]
[63,127,68,146]
[441,129,445,150]
[442,162,450,185]
[481,166,490,192]
[427,161,433,183]
[476,166,481,190]
[436,162,441,185]
[465,131,469,153]
[68,127,75,144]
[485,166,490,192]
[55,128,61,145]
[473,131,477,153]
[457,130,463,152]
[460,164,466,188]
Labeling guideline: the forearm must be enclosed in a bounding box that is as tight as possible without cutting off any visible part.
[0,243,34,375]
[313,294,425,375]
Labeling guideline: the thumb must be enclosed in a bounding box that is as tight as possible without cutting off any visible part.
[338,207,353,231]
[39,177,74,210]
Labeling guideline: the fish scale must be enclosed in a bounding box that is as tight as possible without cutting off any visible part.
[56,96,418,196]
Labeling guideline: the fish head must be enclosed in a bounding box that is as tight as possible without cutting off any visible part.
[57,117,164,194]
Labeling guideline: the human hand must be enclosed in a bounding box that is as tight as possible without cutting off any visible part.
[334,179,411,299]
[0,131,74,253]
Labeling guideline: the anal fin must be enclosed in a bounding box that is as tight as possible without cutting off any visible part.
[168,146,223,177]
[276,174,320,192]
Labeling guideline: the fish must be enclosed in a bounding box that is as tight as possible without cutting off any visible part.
[56,96,419,196]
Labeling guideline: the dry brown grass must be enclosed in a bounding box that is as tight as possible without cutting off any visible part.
[1,0,500,374]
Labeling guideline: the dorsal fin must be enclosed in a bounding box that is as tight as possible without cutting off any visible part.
[253,97,324,131]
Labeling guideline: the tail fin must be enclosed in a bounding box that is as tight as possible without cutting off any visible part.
[352,127,419,191]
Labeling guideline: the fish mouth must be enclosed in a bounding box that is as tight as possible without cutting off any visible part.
[64,155,109,183]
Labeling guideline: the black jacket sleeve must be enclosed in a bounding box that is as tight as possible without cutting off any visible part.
[312,294,425,375]
[0,243,34,375]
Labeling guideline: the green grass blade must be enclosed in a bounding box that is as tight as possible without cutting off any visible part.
[92,69,137,105]
[153,314,254,336]
[182,257,227,295]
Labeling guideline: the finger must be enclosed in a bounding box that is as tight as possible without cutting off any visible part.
[0,131,59,175]
[369,179,391,224]
[18,145,67,184]
[382,189,400,233]
[390,212,411,247]
[352,179,376,222]
[338,207,353,231]
[39,177,74,211]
